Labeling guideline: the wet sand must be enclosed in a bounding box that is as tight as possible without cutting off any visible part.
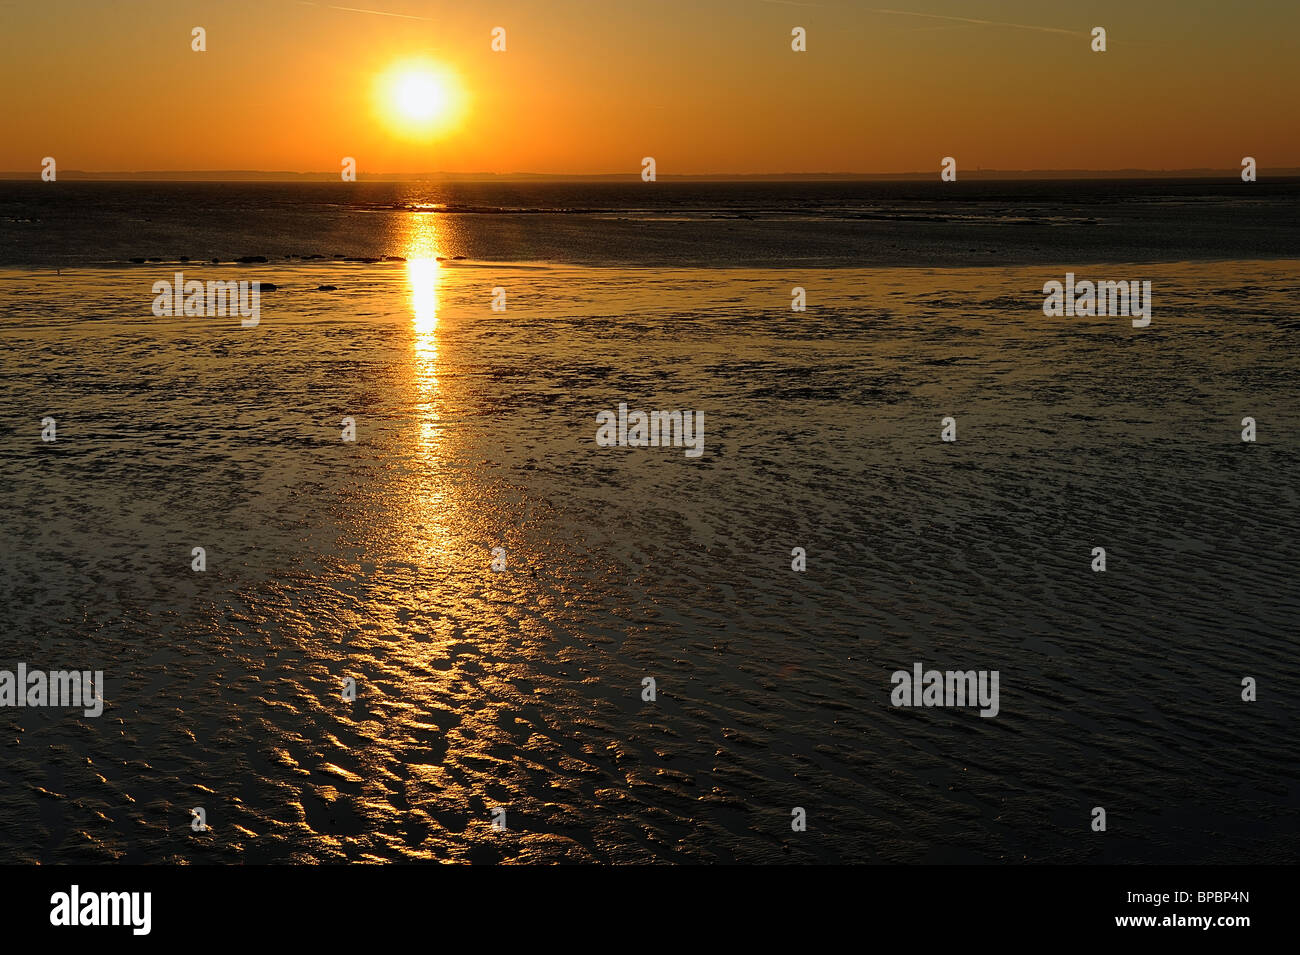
[0,260,1296,862]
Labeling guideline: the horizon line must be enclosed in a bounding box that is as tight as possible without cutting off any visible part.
[5,167,1299,183]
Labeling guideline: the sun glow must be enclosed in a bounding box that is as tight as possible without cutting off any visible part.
[376,60,465,138]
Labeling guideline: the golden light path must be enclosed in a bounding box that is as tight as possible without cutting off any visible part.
[408,257,440,358]
[404,211,441,374]
[399,212,456,567]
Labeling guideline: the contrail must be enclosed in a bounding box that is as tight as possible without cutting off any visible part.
[868,8,1082,37]
[296,1,432,21]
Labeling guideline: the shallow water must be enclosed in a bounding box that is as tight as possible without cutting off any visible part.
[1,258,1296,862]
[4,179,1300,268]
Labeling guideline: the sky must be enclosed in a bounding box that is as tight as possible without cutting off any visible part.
[2,0,1298,175]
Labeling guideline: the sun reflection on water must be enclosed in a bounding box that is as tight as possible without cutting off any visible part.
[408,256,440,369]
[398,213,457,566]
[402,210,442,399]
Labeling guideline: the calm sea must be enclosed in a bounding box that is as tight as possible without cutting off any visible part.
[2,178,1299,267]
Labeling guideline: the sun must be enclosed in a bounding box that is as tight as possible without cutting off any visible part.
[396,71,446,123]
[376,60,465,138]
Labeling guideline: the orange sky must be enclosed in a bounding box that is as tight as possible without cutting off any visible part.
[3,0,1298,175]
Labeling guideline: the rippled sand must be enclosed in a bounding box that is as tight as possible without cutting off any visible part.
[0,259,1296,863]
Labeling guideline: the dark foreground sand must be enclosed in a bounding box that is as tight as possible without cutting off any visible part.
[0,260,1296,862]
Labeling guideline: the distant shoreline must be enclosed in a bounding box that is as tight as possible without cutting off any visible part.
[5,170,1300,183]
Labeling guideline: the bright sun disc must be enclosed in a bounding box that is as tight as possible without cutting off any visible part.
[396,72,446,122]
[377,61,464,137]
